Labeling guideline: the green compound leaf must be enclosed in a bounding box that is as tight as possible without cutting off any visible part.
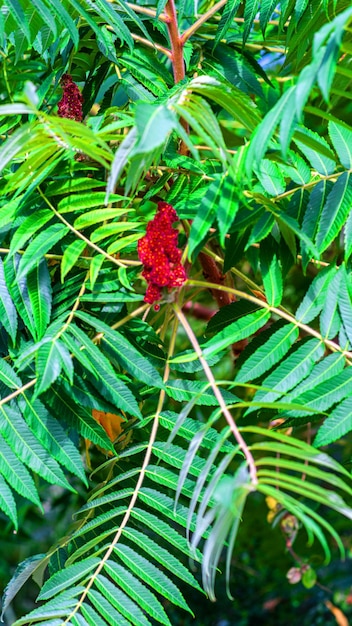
[17,224,69,280]
[316,172,352,253]
[26,261,52,341]
[314,395,352,447]
[236,323,299,383]
[329,121,352,169]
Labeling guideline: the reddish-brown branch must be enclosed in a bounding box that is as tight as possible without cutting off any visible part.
[165,0,185,83]
[198,252,234,308]
[164,0,189,154]
[182,301,215,321]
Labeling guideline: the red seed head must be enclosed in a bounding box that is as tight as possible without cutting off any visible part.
[58,74,83,122]
[138,202,186,306]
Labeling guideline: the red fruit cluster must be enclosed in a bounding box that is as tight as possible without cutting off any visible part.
[58,74,83,122]
[138,202,186,307]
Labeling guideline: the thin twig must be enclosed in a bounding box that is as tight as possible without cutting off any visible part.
[126,2,170,22]
[131,33,172,58]
[181,0,228,44]
[174,304,258,485]
[37,187,133,268]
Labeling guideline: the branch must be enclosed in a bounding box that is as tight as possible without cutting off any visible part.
[131,33,172,58]
[165,0,185,83]
[198,251,234,308]
[126,2,170,22]
[174,304,258,485]
[180,0,228,44]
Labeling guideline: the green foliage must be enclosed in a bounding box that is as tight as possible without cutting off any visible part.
[1,0,352,624]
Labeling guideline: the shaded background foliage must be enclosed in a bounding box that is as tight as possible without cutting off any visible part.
[0,0,352,624]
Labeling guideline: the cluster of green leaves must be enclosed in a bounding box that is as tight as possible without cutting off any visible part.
[1,0,352,624]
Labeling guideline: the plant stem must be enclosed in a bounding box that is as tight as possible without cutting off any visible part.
[131,33,172,58]
[174,304,258,485]
[198,252,234,307]
[126,2,170,22]
[165,0,185,83]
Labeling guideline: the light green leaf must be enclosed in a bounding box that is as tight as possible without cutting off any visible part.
[90,221,140,243]
[67,324,142,418]
[123,528,201,590]
[39,558,100,600]
[188,175,222,259]
[114,544,191,613]
[4,0,31,42]
[89,254,105,290]
[320,269,341,339]
[255,159,285,196]
[316,172,352,253]
[51,0,79,46]
[61,240,87,281]
[203,309,271,360]
[301,180,333,270]
[296,265,337,323]
[344,206,352,261]
[88,589,131,626]
[9,209,53,257]
[278,366,352,417]
[0,258,17,342]
[284,351,346,403]
[247,339,324,413]
[0,432,41,508]
[17,224,69,280]
[329,121,352,169]
[133,103,176,155]
[105,128,137,202]
[0,473,17,527]
[95,574,153,626]
[314,396,352,446]
[35,340,63,396]
[0,357,22,390]
[260,240,283,306]
[237,323,299,383]
[73,207,132,229]
[58,192,125,213]
[166,380,240,406]
[294,127,336,175]
[1,554,46,618]
[27,260,52,340]
[216,174,239,247]
[0,404,73,491]
[243,0,260,42]
[337,265,352,345]
[131,508,195,558]
[105,560,172,626]
[246,87,295,173]
[23,398,86,483]
[75,311,164,390]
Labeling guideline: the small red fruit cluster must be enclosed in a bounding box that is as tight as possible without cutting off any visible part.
[138,202,186,307]
[58,74,83,122]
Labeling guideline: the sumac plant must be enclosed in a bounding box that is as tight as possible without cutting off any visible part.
[0,0,352,624]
